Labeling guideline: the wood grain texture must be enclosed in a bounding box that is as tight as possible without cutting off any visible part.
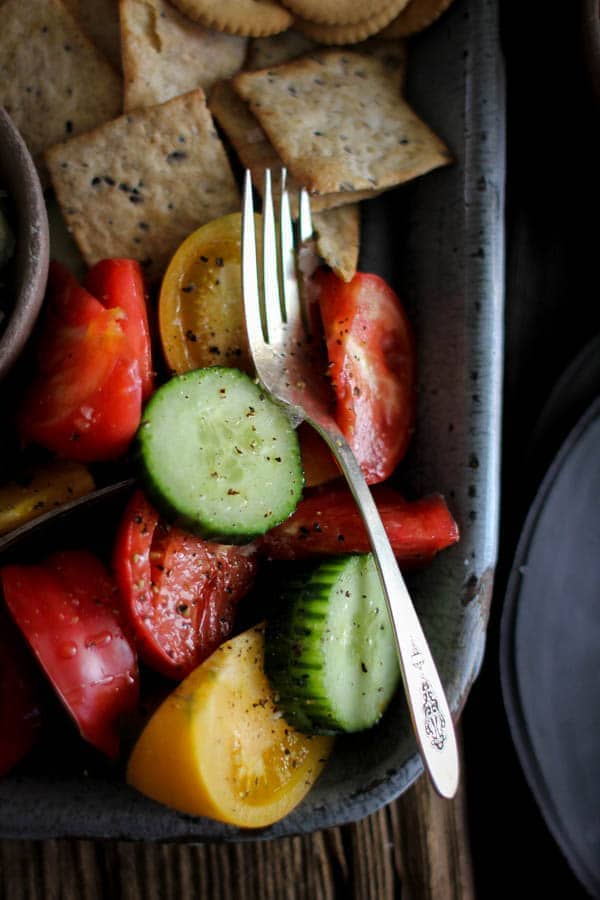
[0,758,474,900]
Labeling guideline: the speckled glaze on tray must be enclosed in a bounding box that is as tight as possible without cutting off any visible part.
[0,0,505,839]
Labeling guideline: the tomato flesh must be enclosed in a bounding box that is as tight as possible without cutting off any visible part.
[259,484,459,564]
[297,423,341,488]
[1,551,139,758]
[27,263,127,423]
[113,491,258,680]
[0,606,43,776]
[85,259,154,400]
[18,260,147,462]
[317,270,417,484]
[40,260,107,337]
[66,354,143,461]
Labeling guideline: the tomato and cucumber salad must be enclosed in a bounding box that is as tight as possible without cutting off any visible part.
[0,212,460,828]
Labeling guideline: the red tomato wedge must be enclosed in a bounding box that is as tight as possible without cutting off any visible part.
[65,354,143,462]
[31,263,127,413]
[317,270,417,484]
[20,344,142,463]
[18,261,147,462]
[0,606,43,776]
[38,259,109,353]
[1,551,139,758]
[113,491,259,680]
[259,484,459,564]
[85,259,154,401]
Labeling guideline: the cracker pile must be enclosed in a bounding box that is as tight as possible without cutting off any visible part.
[0,0,455,283]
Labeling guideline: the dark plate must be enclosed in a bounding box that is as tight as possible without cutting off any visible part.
[0,0,505,839]
[500,395,600,897]
[527,333,600,467]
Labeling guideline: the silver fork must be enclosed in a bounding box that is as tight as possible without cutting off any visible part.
[242,168,459,799]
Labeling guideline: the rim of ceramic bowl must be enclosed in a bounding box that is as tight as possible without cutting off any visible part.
[0,106,49,380]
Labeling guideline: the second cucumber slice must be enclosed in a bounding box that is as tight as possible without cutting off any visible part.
[265,554,401,734]
[137,367,303,542]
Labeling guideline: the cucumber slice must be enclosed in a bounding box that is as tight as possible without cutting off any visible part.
[137,367,303,542]
[265,554,400,734]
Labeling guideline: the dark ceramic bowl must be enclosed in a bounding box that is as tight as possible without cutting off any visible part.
[0,107,49,381]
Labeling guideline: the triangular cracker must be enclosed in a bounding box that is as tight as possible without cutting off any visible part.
[62,0,81,15]
[233,50,451,196]
[247,30,317,70]
[75,0,122,71]
[313,204,360,283]
[121,0,247,111]
[46,90,239,283]
[0,0,122,172]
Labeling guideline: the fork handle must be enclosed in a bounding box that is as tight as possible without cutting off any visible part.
[314,424,460,799]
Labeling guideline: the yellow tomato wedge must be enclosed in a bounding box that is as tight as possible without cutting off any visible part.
[297,422,342,488]
[127,624,334,828]
[158,212,258,375]
[0,461,94,536]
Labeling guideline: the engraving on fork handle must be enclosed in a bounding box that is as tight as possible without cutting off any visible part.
[409,637,448,751]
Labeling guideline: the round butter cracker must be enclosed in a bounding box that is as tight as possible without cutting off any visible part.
[280,0,392,27]
[169,0,293,37]
[294,0,411,44]
[379,0,455,38]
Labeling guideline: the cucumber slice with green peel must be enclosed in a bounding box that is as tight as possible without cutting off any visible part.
[265,554,401,734]
[136,367,303,543]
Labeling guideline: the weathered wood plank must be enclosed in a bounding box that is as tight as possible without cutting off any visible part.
[392,774,475,900]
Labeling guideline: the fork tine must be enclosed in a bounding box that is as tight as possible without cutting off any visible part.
[262,169,284,342]
[298,186,315,336]
[299,187,314,243]
[279,168,302,332]
[241,169,264,354]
